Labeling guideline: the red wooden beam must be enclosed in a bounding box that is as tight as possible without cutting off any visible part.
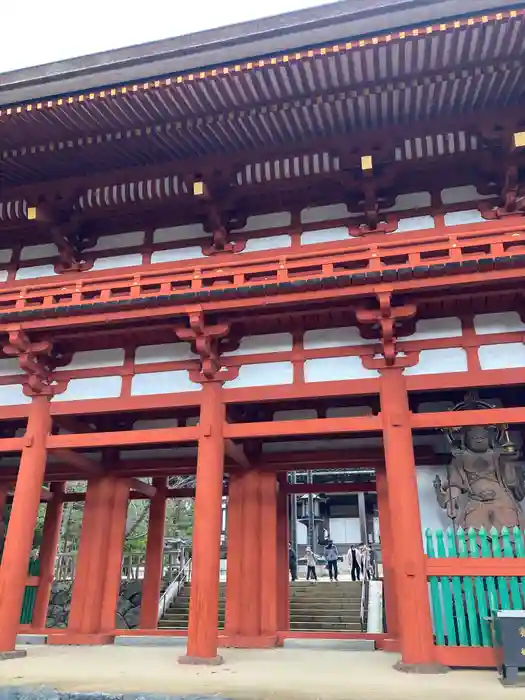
[46,426,198,449]
[224,415,381,439]
[224,439,251,469]
[128,478,156,499]
[52,449,103,476]
[412,406,525,429]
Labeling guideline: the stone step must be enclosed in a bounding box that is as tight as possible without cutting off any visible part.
[290,622,362,631]
[290,614,361,623]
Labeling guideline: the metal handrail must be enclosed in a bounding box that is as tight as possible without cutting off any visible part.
[359,578,367,632]
[157,556,192,622]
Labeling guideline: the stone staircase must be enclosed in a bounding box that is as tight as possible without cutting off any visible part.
[158,580,362,632]
[289,581,362,631]
[158,582,226,630]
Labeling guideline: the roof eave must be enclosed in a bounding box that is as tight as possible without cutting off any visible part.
[1,0,522,106]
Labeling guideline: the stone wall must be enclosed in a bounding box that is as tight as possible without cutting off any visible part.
[46,580,144,629]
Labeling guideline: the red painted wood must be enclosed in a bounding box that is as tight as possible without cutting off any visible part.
[0,396,51,652]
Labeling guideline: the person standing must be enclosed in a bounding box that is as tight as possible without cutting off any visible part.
[305,546,317,581]
[347,544,362,581]
[324,539,339,582]
[289,542,297,582]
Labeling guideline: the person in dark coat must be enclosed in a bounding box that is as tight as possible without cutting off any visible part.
[289,542,297,581]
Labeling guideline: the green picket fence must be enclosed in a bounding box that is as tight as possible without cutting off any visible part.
[20,558,40,624]
[425,527,525,647]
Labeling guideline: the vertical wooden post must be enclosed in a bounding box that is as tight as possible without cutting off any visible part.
[259,470,278,641]
[62,475,128,644]
[180,380,225,665]
[375,465,399,649]
[224,472,244,638]
[100,478,130,632]
[0,395,51,652]
[139,477,167,629]
[239,469,261,638]
[379,368,438,671]
[276,475,289,635]
[32,482,65,630]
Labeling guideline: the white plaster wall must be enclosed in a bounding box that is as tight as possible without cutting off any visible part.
[300,203,351,224]
[153,223,207,244]
[60,348,125,371]
[474,311,525,335]
[134,343,196,364]
[133,418,179,429]
[444,210,486,226]
[478,343,525,370]
[0,384,31,405]
[242,234,291,253]
[441,185,494,204]
[54,376,123,401]
[237,212,291,232]
[151,246,205,263]
[0,249,12,263]
[300,227,350,245]
[399,317,462,341]
[91,253,143,271]
[223,333,293,356]
[417,466,450,537]
[20,243,59,261]
[131,370,201,395]
[0,270,8,283]
[0,358,24,376]
[16,264,58,280]
[326,406,372,417]
[88,231,145,251]
[404,348,468,375]
[304,326,374,349]
[382,192,431,212]
[273,408,318,421]
[392,215,435,233]
[304,356,379,382]
[223,361,293,388]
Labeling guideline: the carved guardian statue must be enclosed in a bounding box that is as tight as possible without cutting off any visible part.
[434,425,525,533]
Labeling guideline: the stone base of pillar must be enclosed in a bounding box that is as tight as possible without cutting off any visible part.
[0,650,27,661]
[178,654,224,666]
[381,637,400,652]
[47,633,115,646]
[393,661,449,674]
[220,634,278,649]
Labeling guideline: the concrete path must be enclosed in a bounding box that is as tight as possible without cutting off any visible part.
[0,646,516,700]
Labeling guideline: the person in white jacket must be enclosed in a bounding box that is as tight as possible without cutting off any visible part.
[305,546,317,581]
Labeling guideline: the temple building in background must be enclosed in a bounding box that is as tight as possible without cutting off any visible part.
[0,0,525,674]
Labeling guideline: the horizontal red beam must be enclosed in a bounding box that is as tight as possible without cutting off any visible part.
[412,406,525,429]
[47,426,198,449]
[426,558,525,576]
[434,646,496,668]
[224,415,382,439]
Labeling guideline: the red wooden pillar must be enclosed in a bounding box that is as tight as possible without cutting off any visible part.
[375,465,399,650]
[180,380,225,665]
[276,475,289,636]
[100,478,130,632]
[379,368,437,671]
[0,394,51,652]
[224,472,244,638]
[260,470,278,641]
[60,475,129,644]
[139,477,167,629]
[223,468,279,648]
[32,482,65,630]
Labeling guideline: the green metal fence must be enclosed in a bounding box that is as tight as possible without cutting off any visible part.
[425,527,525,647]
[20,558,40,624]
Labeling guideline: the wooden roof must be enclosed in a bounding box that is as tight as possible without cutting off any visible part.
[0,4,524,192]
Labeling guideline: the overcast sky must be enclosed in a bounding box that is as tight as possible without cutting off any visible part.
[2,0,332,73]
